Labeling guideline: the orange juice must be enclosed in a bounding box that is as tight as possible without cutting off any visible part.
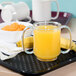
[34,25,61,61]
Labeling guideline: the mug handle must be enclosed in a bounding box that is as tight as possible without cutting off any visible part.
[25,16,31,23]
[22,26,33,54]
[61,25,72,54]
[0,2,14,9]
[1,2,14,5]
[51,0,59,20]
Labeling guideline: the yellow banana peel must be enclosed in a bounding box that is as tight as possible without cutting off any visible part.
[60,37,76,51]
[16,36,33,48]
[16,36,76,52]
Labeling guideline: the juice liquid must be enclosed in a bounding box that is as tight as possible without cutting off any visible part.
[34,25,61,60]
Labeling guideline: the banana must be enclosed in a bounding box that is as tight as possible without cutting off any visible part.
[16,36,76,52]
[60,37,76,51]
[16,36,33,48]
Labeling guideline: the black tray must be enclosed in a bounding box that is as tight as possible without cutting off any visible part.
[0,50,76,76]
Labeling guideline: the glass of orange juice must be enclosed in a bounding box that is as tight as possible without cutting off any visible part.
[22,22,72,61]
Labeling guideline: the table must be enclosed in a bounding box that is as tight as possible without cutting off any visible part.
[0,18,76,76]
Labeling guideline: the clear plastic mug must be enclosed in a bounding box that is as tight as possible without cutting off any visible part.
[22,22,72,61]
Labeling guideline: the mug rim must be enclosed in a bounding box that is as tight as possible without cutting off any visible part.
[34,21,61,30]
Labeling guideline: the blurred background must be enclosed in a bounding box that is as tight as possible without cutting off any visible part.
[0,0,76,17]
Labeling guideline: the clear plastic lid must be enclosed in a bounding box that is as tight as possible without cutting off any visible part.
[1,5,16,22]
[1,9,13,22]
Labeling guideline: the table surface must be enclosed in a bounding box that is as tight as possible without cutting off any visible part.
[0,18,76,76]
